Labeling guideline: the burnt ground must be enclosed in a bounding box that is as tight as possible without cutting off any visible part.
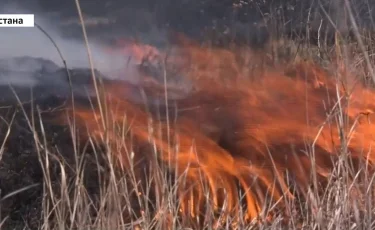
[0,56,185,229]
[0,96,72,229]
[0,57,112,229]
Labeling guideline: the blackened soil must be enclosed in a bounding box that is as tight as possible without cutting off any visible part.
[0,63,113,229]
[0,60,162,229]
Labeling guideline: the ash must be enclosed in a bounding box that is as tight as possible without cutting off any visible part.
[0,57,121,229]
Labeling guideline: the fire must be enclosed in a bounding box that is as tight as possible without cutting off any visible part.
[61,37,375,223]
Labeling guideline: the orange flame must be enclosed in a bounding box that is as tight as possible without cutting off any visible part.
[61,38,375,222]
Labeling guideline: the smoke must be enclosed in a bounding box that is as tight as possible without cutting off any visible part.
[0,24,126,75]
[0,1,169,89]
[0,10,123,73]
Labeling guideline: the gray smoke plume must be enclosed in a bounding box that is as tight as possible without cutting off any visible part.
[0,1,169,90]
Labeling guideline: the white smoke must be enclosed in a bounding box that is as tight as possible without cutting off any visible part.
[0,2,168,87]
[0,18,127,77]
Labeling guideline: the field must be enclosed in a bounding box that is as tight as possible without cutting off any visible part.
[2,1,375,229]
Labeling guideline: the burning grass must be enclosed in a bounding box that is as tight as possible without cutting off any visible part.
[3,32,375,229]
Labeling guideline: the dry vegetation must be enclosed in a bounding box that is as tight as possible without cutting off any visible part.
[2,1,375,229]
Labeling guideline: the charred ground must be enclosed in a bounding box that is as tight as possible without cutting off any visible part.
[0,61,102,229]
